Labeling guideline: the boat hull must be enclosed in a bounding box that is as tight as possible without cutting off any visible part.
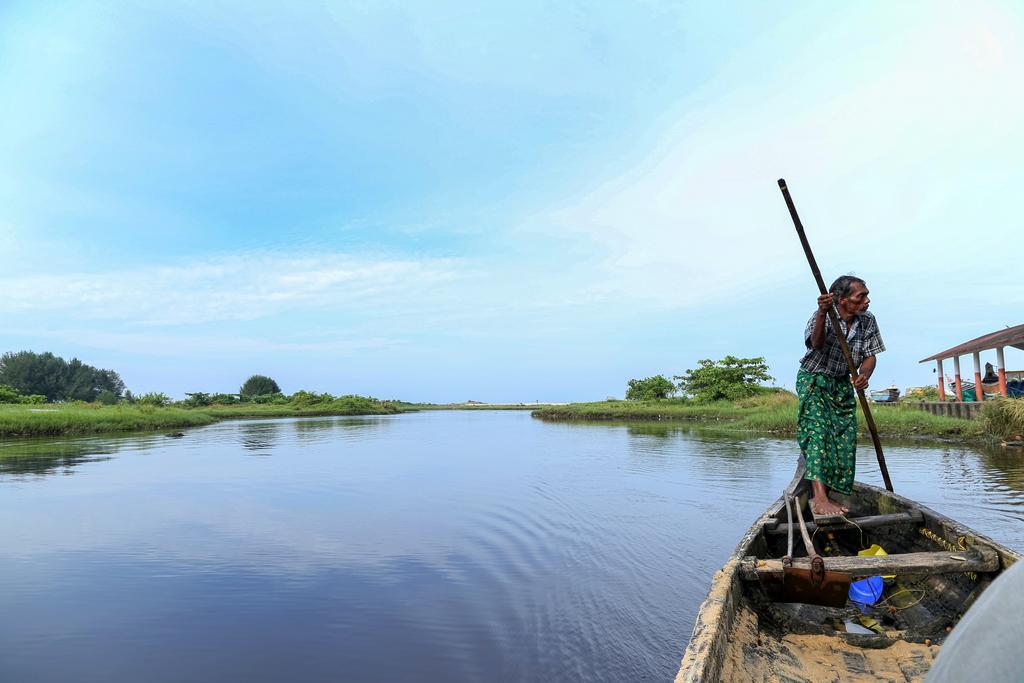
[675,479,1019,682]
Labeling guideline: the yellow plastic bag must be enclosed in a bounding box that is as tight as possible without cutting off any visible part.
[859,544,896,579]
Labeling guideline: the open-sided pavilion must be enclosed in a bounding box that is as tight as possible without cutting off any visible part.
[919,324,1024,401]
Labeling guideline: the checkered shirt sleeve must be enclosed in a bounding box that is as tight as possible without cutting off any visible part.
[800,309,884,377]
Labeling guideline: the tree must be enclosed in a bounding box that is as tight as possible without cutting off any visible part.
[0,351,67,400]
[0,350,124,402]
[240,375,281,400]
[625,375,676,400]
[675,356,774,403]
[96,390,118,405]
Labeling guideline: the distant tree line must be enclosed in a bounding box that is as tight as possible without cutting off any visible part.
[0,351,125,403]
[626,356,775,403]
[0,352,396,412]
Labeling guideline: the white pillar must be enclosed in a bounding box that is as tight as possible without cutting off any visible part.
[953,356,963,401]
[936,359,945,400]
[997,346,1008,397]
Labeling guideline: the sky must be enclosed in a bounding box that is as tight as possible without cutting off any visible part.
[1,1,1022,402]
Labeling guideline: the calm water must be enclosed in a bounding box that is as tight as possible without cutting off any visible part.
[1,411,1022,682]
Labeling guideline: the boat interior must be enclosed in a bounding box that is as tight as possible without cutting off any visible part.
[747,484,998,641]
[691,477,1015,682]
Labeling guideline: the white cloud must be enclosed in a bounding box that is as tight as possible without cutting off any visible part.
[0,250,468,326]
[14,328,404,357]
[535,6,1024,306]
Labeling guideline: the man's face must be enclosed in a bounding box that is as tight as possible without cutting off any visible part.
[839,282,870,315]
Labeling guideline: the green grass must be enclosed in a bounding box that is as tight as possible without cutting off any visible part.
[399,402,541,411]
[532,391,985,440]
[6,394,1011,443]
[981,398,1024,440]
[202,396,402,419]
[0,403,217,438]
[0,396,402,439]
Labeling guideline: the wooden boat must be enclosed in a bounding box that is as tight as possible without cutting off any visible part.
[676,470,1019,682]
[870,386,900,403]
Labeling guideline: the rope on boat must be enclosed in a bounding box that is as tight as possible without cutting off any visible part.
[811,514,865,550]
[813,517,929,612]
[919,527,976,581]
[875,587,927,612]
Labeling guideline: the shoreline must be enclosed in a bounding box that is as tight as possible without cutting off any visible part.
[0,401,554,441]
[0,402,403,441]
[529,397,1011,446]
[2,397,1018,448]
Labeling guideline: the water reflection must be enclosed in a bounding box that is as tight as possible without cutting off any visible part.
[291,417,388,443]
[978,446,1024,496]
[0,435,146,477]
[239,421,282,454]
[292,417,339,443]
[0,451,114,477]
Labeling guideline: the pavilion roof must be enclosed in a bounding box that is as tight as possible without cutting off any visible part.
[919,323,1024,363]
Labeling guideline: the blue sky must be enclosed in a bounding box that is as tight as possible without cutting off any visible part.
[2,1,1022,401]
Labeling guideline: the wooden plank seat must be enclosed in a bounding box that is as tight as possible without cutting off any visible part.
[763,510,924,536]
[811,510,847,526]
[740,546,999,580]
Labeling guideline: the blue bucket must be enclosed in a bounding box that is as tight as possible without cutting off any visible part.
[849,575,884,608]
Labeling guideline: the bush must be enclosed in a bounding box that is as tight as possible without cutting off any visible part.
[0,384,23,404]
[138,392,171,407]
[904,386,941,402]
[0,384,47,404]
[182,392,213,407]
[252,393,288,405]
[625,375,676,400]
[734,389,797,409]
[675,356,774,403]
[982,398,1024,439]
[290,390,334,407]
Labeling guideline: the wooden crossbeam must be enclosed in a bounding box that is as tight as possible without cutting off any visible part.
[740,547,998,580]
[763,510,923,536]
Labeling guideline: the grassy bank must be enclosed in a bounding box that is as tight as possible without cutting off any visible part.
[532,392,998,440]
[401,402,546,411]
[0,396,402,438]
[202,396,402,419]
[981,398,1024,441]
[0,404,218,438]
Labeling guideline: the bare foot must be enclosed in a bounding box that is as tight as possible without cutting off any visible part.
[809,479,849,515]
[811,495,847,516]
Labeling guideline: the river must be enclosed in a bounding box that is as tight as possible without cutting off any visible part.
[1,410,1022,682]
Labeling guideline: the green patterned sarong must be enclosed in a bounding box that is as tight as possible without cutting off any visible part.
[797,369,857,495]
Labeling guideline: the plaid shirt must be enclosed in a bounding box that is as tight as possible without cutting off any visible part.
[800,309,885,377]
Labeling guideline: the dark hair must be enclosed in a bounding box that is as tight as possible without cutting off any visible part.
[829,275,866,299]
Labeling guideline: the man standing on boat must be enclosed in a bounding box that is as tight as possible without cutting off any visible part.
[798,275,885,516]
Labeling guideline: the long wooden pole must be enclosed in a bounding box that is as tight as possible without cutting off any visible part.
[777,179,894,492]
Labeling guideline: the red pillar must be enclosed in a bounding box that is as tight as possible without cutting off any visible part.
[936,359,946,400]
[974,352,984,402]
